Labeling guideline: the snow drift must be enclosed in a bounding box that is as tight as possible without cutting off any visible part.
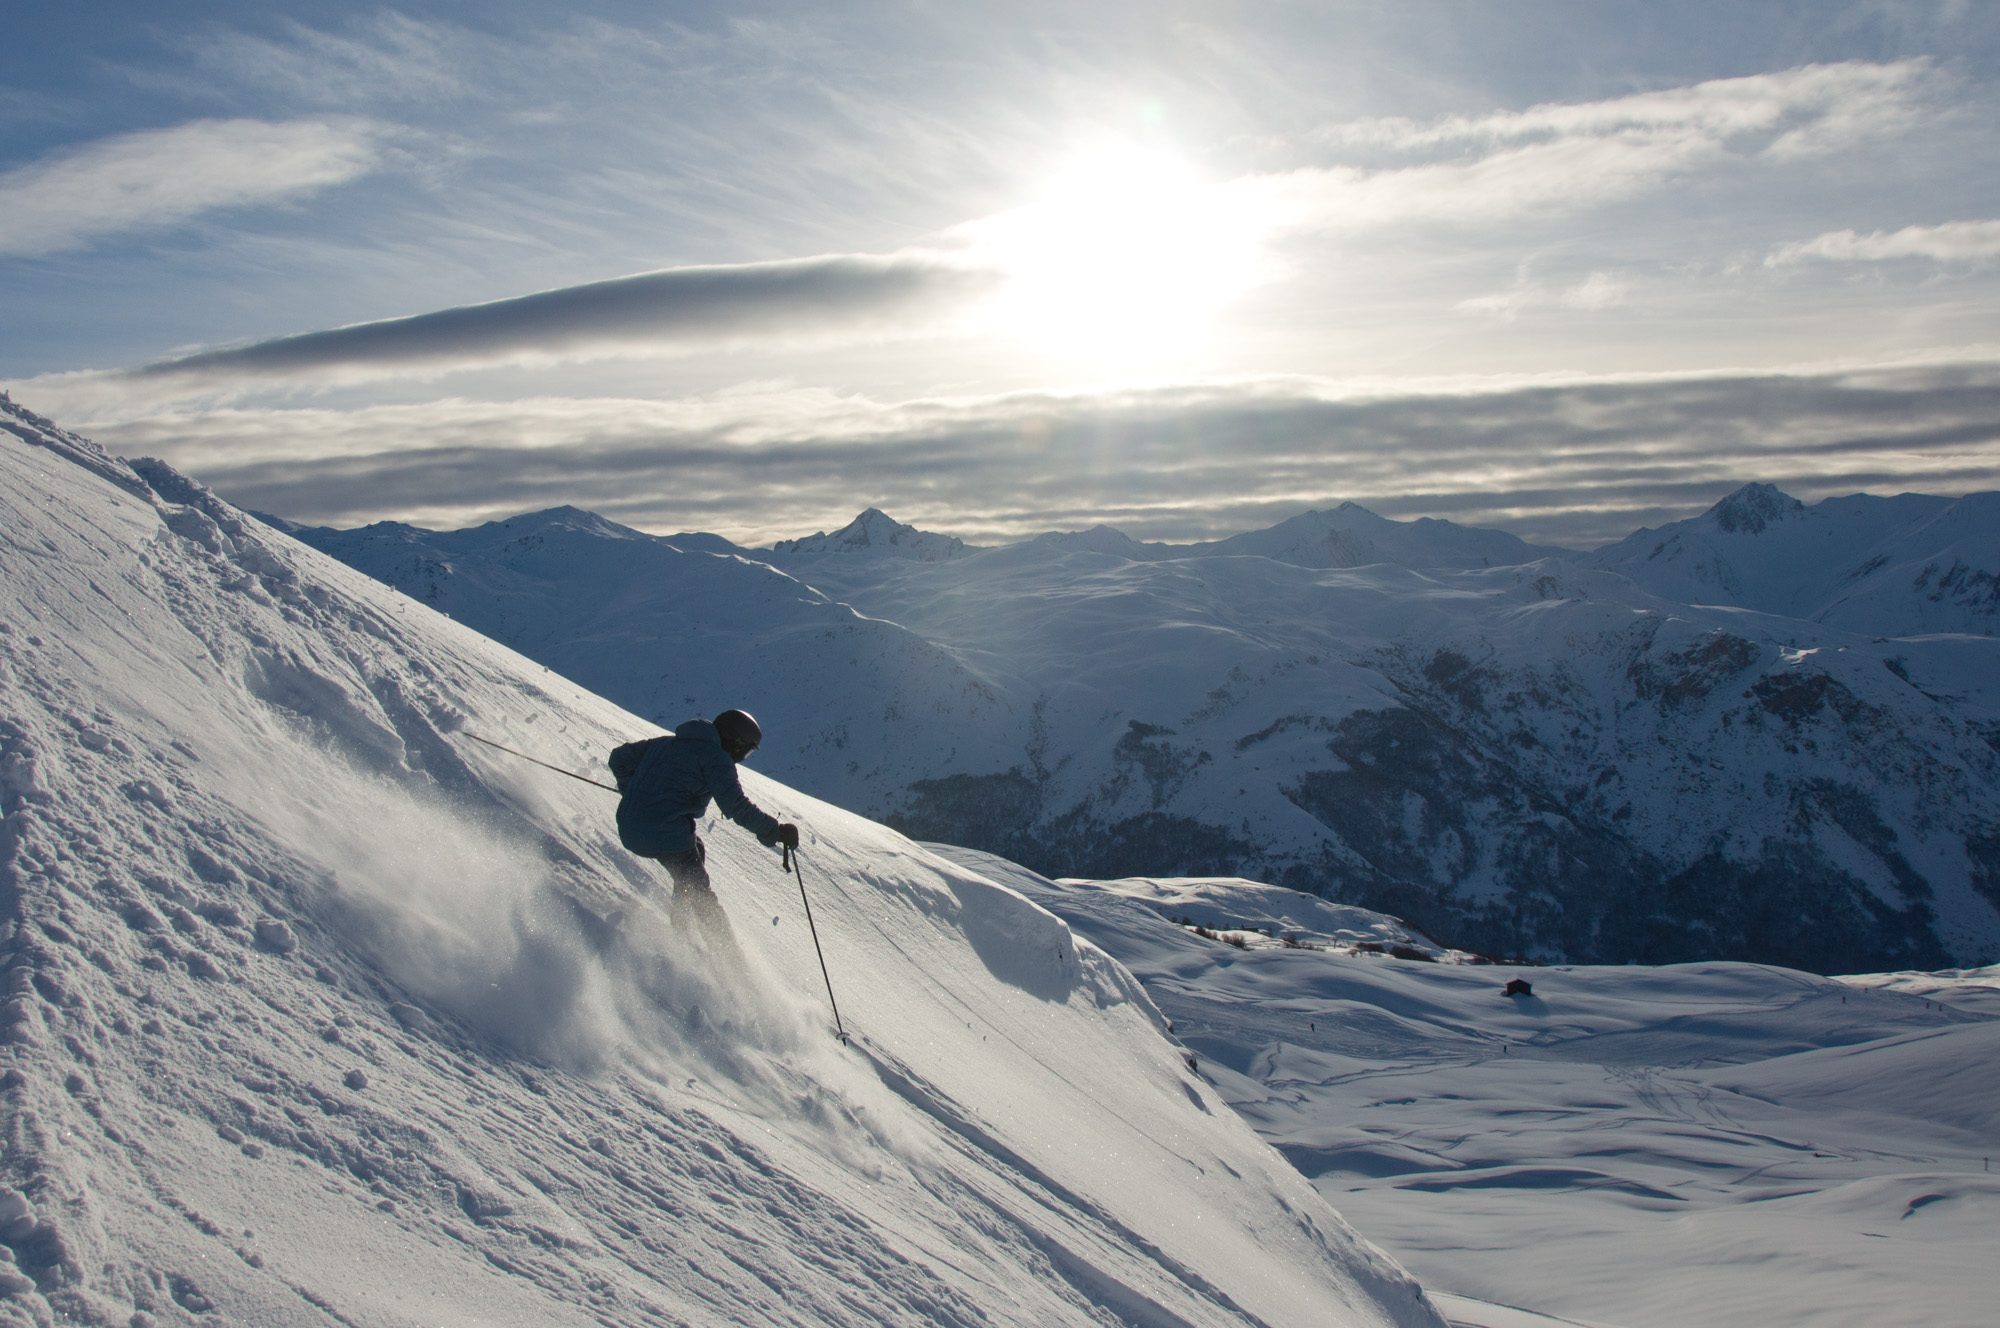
[0,398,1441,1327]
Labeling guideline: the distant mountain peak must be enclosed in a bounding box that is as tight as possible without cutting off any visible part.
[772,508,970,561]
[494,505,646,540]
[1706,483,1804,534]
[1211,503,1543,569]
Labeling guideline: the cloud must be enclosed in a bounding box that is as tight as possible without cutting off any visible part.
[1268,61,1940,233]
[0,118,385,258]
[1458,272,1631,321]
[46,360,2000,550]
[168,12,474,107]
[1325,60,1934,157]
[1767,219,2000,266]
[129,253,1002,385]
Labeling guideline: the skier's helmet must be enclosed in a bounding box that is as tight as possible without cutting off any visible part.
[713,709,763,762]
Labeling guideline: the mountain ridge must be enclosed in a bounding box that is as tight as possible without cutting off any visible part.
[279,487,2000,973]
[1589,482,1999,635]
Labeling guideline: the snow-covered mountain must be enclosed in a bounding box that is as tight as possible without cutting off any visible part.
[770,508,971,561]
[1010,503,1552,570]
[289,488,2000,975]
[1198,504,1554,570]
[0,398,1442,1327]
[277,504,1025,817]
[947,849,2000,1328]
[1589,482,2000,636]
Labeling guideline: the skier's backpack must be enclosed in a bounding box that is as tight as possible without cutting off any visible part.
[608,738,658,793]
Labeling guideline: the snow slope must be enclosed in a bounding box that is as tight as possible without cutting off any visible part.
[942,849,2000,1328]
[0,400,1442,1326]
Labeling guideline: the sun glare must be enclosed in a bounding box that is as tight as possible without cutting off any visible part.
[967,141,1268,364]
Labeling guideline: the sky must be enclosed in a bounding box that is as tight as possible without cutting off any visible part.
[5,0,2000,548]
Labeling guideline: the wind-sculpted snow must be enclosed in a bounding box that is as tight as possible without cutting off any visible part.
[291,495,2000,973]
[0,402,1443,1326]
[942,850,2000,1328]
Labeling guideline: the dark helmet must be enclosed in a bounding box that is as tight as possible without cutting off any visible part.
[713,709,762,762]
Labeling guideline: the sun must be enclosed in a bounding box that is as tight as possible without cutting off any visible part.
[964,141,1268,364]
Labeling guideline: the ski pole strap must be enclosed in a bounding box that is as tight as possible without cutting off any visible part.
[460,731,621,794]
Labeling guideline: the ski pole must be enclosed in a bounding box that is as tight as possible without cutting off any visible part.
[784,844,847,1044]
[460,732,620,794]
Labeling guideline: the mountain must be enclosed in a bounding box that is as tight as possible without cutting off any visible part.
[0,399,1442,1327]
[287,487,2000,975]
[1589,482,2000,635]
[770,508,971,561]
[713,536,2000,974]
[285,504,1027,817]
[1199,503,1556,569]
[1020,504,1554,570]
[946,849,2000,1328]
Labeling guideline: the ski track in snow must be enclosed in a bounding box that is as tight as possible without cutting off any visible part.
[0,407,1442,1325]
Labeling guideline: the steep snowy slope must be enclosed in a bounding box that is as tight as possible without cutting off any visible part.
[941,849,2000,1328]
[1589,482,2000,635]
[0,401,1442,1327]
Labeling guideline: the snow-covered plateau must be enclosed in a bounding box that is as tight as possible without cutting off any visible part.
[284,482,2000,975]
[0,399,1442,1325]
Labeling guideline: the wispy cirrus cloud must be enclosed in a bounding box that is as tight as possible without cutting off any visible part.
[166,11,475,108]
[1267,60,1940,233]
[1323,60,1934,157]
[128,252,1001,385]
[1767,219,2000,266]
[0,117,387,258]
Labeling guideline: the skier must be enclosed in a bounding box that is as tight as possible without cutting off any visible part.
[610,709,799,934]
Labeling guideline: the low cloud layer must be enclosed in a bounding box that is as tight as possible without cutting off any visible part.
[0,118,384,258]
[60,360,2000,550]
[131,253,999,383]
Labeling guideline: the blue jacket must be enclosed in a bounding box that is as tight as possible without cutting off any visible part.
[613,719,782,858]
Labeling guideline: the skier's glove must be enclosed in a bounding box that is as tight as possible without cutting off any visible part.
[774,822,800,850]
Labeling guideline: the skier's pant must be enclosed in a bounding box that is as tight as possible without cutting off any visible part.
[651,838,727,935]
